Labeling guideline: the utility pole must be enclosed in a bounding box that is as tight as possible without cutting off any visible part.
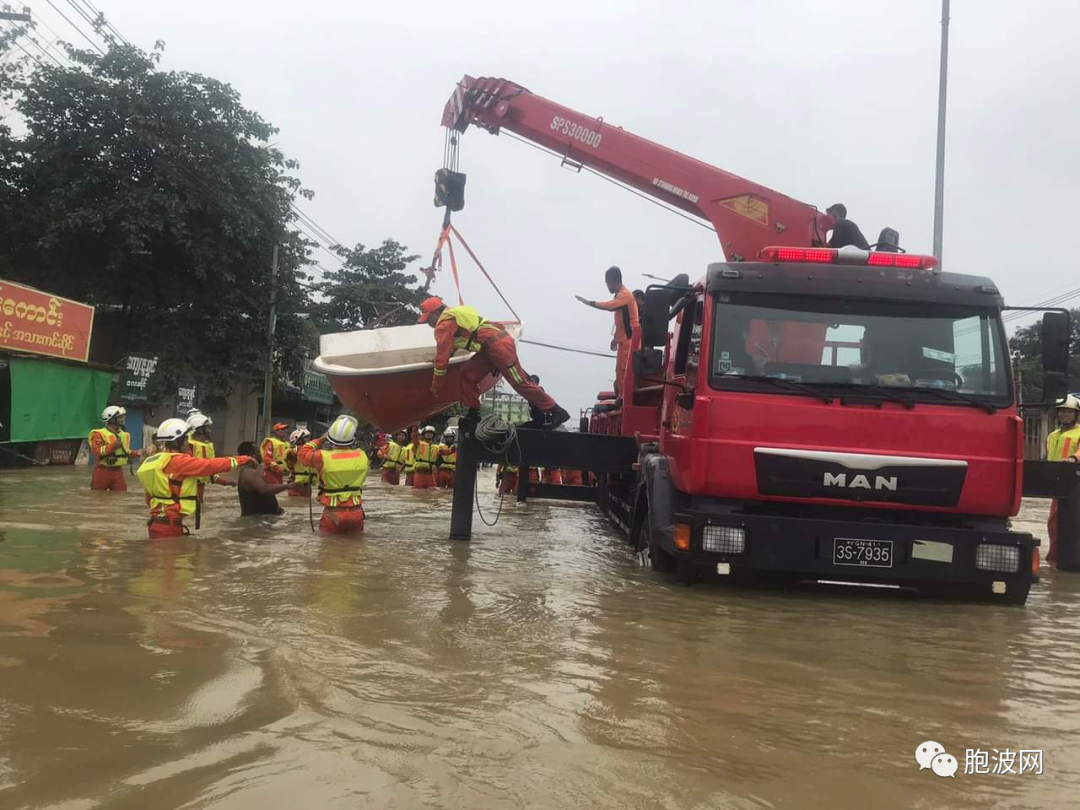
[932,0,951,262]
[260,246,279,438]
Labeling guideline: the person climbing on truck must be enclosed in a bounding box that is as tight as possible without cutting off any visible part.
[826,203,870,250]
[418,296,569,429]
[1045,395,1080,566]
[575,266,640,396]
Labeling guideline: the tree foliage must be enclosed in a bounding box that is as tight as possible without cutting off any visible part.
[1009,308,1080,404]
[0,40,316,396]
[309,240,425,333]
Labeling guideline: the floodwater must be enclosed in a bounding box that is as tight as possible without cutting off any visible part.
[0,468,1078,810]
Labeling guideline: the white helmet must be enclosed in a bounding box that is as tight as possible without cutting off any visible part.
[289,427,311,444]
[102,405,127,423]
[1057,395,1080,412]
[187,412,213,430]
[422,425,436,435]
[155,418,191,444]
[326,415,359,446]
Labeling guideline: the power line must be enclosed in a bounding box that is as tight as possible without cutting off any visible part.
[2,20,68,69]
[75,0,128,46]
[42,0,103,53]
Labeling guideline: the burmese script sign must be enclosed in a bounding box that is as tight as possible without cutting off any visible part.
[0,279,95,363]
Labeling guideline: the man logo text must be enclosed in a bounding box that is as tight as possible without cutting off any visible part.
[823,472,898,491]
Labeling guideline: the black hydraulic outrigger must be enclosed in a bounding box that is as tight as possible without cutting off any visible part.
[449,421,637,541]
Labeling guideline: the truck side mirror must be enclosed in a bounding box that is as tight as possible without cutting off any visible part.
[1042,311,1070,374]
[641,289,670,347]
[633,348,664,379]
[1042,311,1070,403]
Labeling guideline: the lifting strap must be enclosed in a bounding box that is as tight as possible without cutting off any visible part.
[428,222,521,324]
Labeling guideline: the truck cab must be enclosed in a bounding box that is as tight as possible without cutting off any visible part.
[595,246,1046,603]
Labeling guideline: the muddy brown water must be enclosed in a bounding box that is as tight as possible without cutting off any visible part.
[0,467,1078,809]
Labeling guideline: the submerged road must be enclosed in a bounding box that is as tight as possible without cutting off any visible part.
[0,467,1077,809]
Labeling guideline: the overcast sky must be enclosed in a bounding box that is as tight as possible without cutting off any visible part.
[15,0,1080,414]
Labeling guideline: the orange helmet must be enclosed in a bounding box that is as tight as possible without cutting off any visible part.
[273,422,289,432]
[417,296,446,323]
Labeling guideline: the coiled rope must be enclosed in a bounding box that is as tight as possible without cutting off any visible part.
[472,414,522,527]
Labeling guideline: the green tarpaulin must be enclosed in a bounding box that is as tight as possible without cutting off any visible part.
[9,357,114,442]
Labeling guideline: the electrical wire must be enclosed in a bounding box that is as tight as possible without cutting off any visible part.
[43,0,104,53]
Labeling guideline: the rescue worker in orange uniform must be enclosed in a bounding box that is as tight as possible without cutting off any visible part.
[260,422,291,485]
[576,266,640,396]
[418,297,569,429]
[412,425,439,489]
[402,426,418,486]
[298,415,370,536]
[187,412,236,513]
[137,418,255,538]
[379,430,407,485]
[497,464,519,496]
[1045,395,1080,566]
[561,470,585,486]
[285,427,315,497]
[89,406,142,491]
[543,468,563,486]
[437,431,457,489]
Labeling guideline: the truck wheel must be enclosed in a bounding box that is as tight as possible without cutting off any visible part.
[636,512,676,573]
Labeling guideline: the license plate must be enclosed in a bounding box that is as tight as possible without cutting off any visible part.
[833,538,893,568]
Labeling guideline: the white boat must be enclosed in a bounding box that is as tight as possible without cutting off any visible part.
[313,323,522,432]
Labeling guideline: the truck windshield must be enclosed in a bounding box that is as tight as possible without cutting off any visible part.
[710,294,1011,405]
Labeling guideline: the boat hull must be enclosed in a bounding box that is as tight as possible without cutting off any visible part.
[313,323,520,432]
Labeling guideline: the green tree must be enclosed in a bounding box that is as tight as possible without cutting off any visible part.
[0,41,315,396]
[1009,308,1080,404]
[309,240,424,333]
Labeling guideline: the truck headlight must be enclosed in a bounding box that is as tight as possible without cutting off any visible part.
[703,525,746,554]
[975,544,1020,574]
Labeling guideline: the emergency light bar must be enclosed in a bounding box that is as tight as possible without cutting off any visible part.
[758,246,939,270]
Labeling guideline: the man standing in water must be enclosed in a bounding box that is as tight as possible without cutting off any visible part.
[1045,395,1080,566]
[260,422,291,484]
[235,441,291,516]
[136,419,255,538]
[298,415,370,535]
[89,406,142,491]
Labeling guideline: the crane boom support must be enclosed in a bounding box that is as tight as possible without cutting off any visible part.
[443,76,833,261]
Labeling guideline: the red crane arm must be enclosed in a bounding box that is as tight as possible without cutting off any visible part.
[443,76,834,261]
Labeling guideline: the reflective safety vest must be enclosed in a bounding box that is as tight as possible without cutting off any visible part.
[90,428,131,468]
[439,446,457,471]
[189,437,216,485]
[402,444,416,473]
[293,455,316,485]
[436,305,492,353]
[1047,425,1080,461]
[317,447,369,508]
[414,441,439,473]
[261,437,289,468]
[137,451,201,517]
[381,441,404,471]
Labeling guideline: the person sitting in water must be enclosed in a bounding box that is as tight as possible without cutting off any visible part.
[236,441,291,516]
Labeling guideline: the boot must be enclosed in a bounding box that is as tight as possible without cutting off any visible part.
[540,406,570,430]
